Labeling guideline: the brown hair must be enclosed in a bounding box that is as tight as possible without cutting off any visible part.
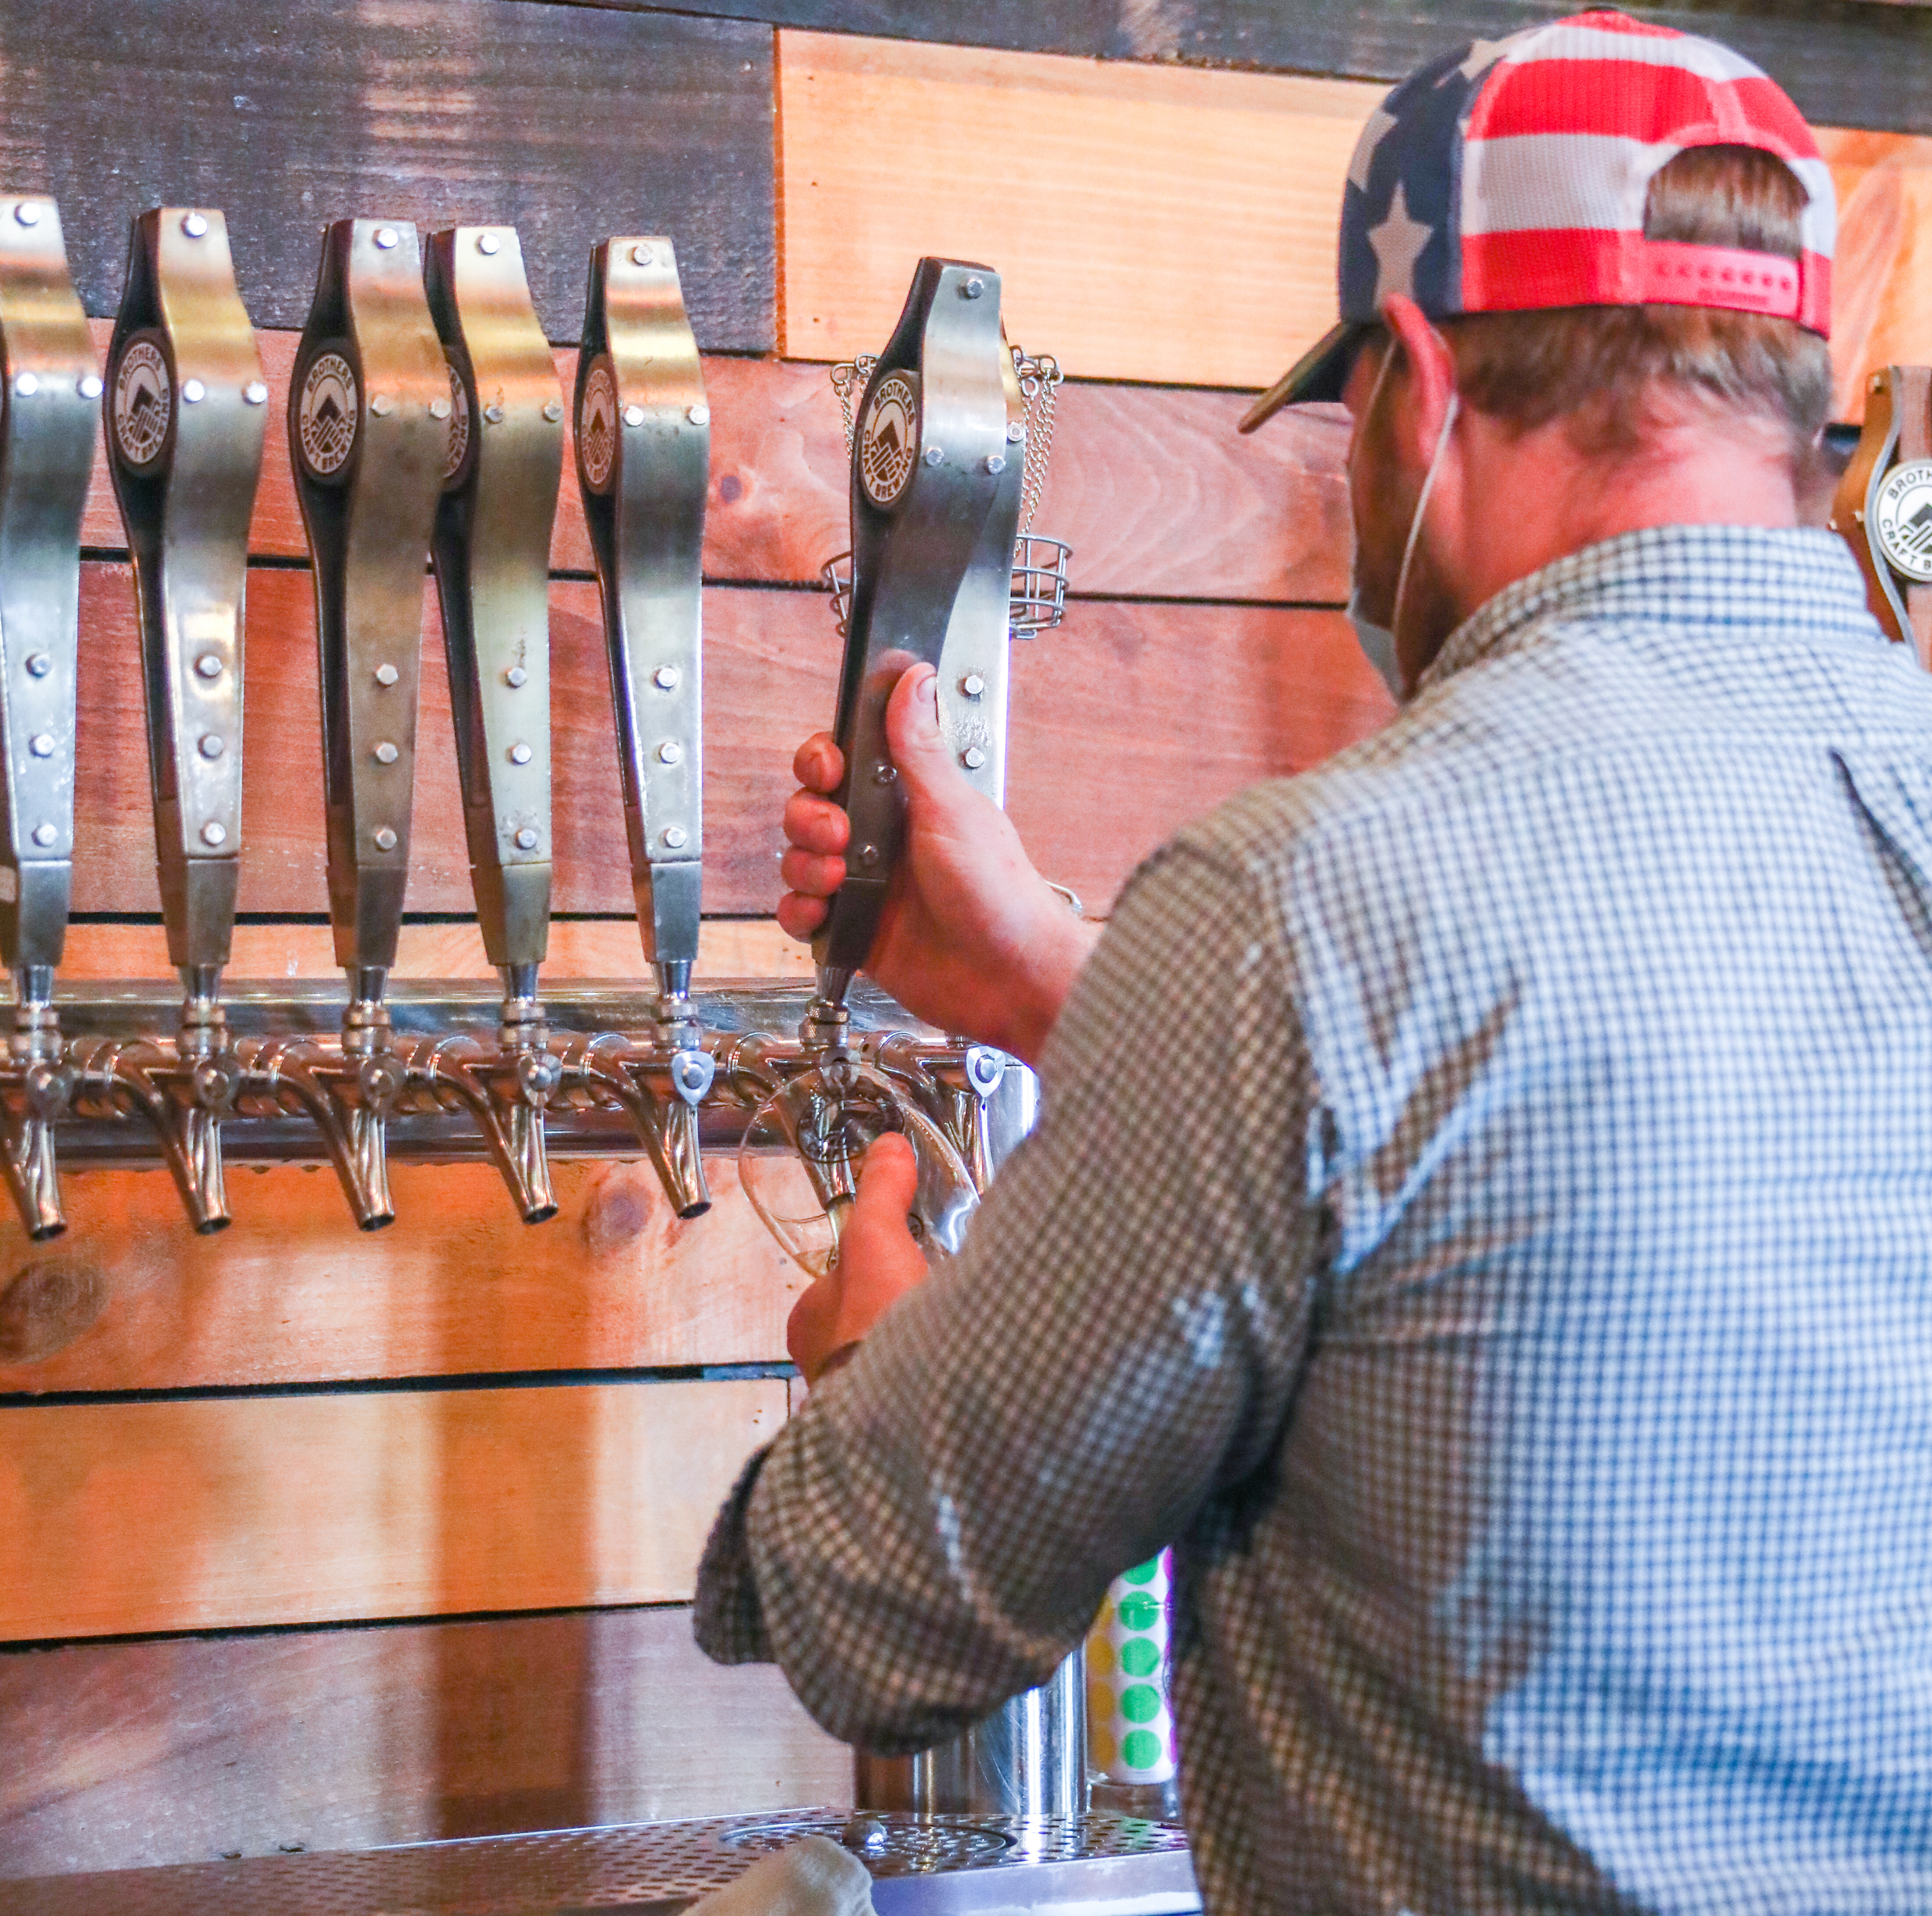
[1441,144,1833,467]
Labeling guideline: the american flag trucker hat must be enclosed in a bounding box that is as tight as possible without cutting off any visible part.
[1239,7,1835,430]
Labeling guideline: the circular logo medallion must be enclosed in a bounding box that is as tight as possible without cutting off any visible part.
[441,356,472,486]
[112,336,172,472]
[297,350,359,480]
[1875,458,1932,584]
[859,370,919,510]
[578,359,618,493]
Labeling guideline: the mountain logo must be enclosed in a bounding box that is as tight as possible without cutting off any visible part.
[859,371,920,510]
[1875,459,1932,585]
[112,337,172,471]
[298,351,359,479]
[579,359,618,493]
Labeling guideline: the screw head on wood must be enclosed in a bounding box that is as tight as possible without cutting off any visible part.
[181,212,209,239]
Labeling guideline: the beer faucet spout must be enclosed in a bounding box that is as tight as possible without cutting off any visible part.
[1,982,73,1241]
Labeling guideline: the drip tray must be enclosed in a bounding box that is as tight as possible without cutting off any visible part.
[8,1810,1200,1916]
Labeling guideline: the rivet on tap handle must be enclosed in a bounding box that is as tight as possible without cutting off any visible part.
[272,217,447,1230]
[420,224,565,1225]
[88,206,265,1235]
[572,235,714,1219]
[0,194,96,1240]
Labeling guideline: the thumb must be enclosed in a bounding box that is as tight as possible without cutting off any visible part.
[883,664,962,799]
[849,1130,920,1237]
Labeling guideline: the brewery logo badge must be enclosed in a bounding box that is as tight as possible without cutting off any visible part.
[112,337,172,471]
[1875,459,1932,585]
[441,358,472,484]
[859,370,919,509]
[298,351,359,479]
[579,360,618,493]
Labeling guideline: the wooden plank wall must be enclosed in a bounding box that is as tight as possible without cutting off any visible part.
[5,0,1931,1879]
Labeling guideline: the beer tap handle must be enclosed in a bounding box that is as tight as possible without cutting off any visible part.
[1832,365,1932,667]
[103,206,266,1233]
[291,217,446,984]
[424,224,560,977]
[813,259,1022,994]
[288,217,447,1229]
[575,237,714,1218]
[0,193,98,1238]
[575,238,707,990]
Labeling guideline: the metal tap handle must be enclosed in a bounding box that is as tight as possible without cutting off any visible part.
[0,194,96,979]
[424,225,561,970]
[936,337,1027,806]
[289,219,447,976]
[1831,365,1932,667]
[105,206,265,987]
[815,259,1021,983]
[574,237,707,976]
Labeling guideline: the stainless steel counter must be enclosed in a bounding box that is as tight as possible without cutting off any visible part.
[6,1810,1200,1916]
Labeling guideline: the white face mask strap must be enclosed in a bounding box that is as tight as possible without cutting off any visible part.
[1391,387,1460,651]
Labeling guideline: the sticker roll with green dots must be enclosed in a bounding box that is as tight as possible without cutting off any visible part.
[1086,1552,1176,1784]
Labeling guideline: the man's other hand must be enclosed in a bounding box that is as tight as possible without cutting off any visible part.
[777,664,1101,1065]
[787,1134,932,1385]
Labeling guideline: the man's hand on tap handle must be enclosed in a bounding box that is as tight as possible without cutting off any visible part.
[778,664,1102,1068]
[787,1134,930,1385]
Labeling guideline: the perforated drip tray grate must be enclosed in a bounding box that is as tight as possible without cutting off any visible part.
[7,1809,1199,1916]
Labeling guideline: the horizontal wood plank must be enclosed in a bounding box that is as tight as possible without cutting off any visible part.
[778,32,1376,387]
[0,1154,803,1389]
[52,917,812,984]
[0,1604,848,1874]
[0,1378,783,1639]
[563,0,1932,138]
[0,0,775,348]
[1820,129,1932,419]
[74,326,1353,604]
[73,564,1385,920]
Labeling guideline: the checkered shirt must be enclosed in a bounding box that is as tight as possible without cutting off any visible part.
[698,525,1932,1914]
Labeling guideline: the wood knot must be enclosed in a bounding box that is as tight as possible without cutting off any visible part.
[580,1164,662,1258]
[0,1256,108,1363]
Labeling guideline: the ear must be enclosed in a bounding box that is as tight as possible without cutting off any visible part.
[1379,294,1459,464]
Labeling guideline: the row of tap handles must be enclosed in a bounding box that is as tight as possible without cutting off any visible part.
[0,200,1034,1247]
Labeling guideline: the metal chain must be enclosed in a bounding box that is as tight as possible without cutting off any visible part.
[1012,348,1062,537]
[831,353,877,460]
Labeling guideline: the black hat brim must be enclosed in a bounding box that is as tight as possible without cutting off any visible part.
[1238,320,1367,432]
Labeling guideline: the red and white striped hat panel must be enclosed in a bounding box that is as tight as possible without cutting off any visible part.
[1457,9,1834,332]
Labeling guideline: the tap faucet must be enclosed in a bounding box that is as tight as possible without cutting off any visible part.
[277,217,447,1229]
[94,206,265,1232]
[419,223,565,1224]
[0,195,98,1239]
[572,236,714,1218]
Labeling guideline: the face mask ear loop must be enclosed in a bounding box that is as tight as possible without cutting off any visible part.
[1390,386,1460,656]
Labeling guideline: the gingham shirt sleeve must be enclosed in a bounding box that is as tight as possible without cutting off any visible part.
[694,838,1327,1752]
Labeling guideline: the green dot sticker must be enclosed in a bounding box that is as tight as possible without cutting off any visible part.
[1121,1683,1161,1724]
[1122,1559,1159,1585]
[1117,1592,1161,1631]
[1122,1728,1163,1771]
[1120,1637,1161,1677]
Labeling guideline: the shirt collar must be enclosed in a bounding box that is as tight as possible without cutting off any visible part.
[1417,525,1880,695]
